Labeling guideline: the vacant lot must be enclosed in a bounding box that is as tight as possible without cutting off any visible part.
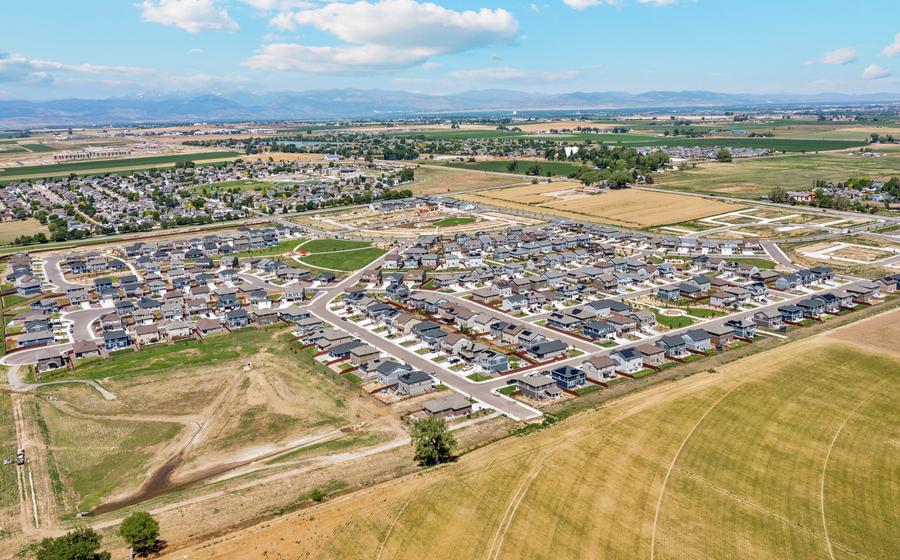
[173,312,900,560]
[656,150,900,198]
[409,165,526,195]
[30,327,389,514]
[462,184,740,228]
[0,218,49,244]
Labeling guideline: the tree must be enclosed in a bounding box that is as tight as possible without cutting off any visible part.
[715,149,732,163]
[769,187,788,203]
[410,417,457,466]
[398,167,414,182]
[36,527,110,560]
[119,511,160,557]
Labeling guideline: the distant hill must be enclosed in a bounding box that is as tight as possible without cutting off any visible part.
[1,89,899,127]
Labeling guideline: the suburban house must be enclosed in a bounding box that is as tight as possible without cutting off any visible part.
[514,372,562,400]
[581,355,617,380]
[397,370,434,396]
[681,329,712,353]
[422,395,472,419]
[549,366,586,389]
[611,347,643,374]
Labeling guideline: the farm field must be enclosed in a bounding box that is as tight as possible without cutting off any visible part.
[409,164,527,195]
[460,183,741,228]
[190,179,274,193]
[0,392,18,510]
[0,218,50,244]
[167,309,900,560]
[19,143,54,152]
[0,151,241,180]
[656,150,900,198]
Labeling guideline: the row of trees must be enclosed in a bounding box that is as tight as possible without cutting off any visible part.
[35,511,158,560]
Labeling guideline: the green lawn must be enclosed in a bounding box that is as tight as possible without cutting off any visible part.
[299,239,373,253]
[654,311,696,329]
[687,307,726,319]
[466,372,492,382]
[0,151,240,179]
[432,216,477,227]
[727,257,777,270]
[301,247,386,271]
[497,385,517,396]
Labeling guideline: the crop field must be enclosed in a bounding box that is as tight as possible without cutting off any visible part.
[170,309,900,560]
[0,151,241,180]
[444,159,589,177]
[0,218,49,244]
[19,143,54,153]
[656,150,900,198]
[461,183,741,228]
[409,164,527,195]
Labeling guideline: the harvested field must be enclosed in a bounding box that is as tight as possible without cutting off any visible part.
[409,165,526,195]
[0,218,49,244]
[462,183,741,228]
[167,313,900,560]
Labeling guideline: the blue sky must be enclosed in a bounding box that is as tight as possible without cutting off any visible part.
[1,0,898,100]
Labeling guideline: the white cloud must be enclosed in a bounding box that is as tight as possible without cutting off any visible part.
[806,47,857,65]
[0,52,152,84]
[189,47,204,54]
[862,64,891,80]
[245,43,433,73]
[563,0,676,8]
[883,33,900,57]
[250,0,518,74]
[138,0,238,33]
[447,66,580,82]
[241,0,318,10]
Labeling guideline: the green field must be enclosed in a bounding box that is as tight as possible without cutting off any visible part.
[192,321,900,560]
[444,159,589,177]
[432,216,477,227]
[656,151,900,198]
[0,151,240,179]
[301,247,386,271]
[394,130,525,140]
[20,143,54,153]
[0,392,18,508]
[299,239,373,253]
[39,329,282,382]
[621,137,865,152]
[653,310,696,329]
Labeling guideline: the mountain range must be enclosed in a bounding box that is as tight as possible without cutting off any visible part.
[1,89,899,128]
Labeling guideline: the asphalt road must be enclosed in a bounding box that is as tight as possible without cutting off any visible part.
[1,306,107,366]
[306,252,542,421]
